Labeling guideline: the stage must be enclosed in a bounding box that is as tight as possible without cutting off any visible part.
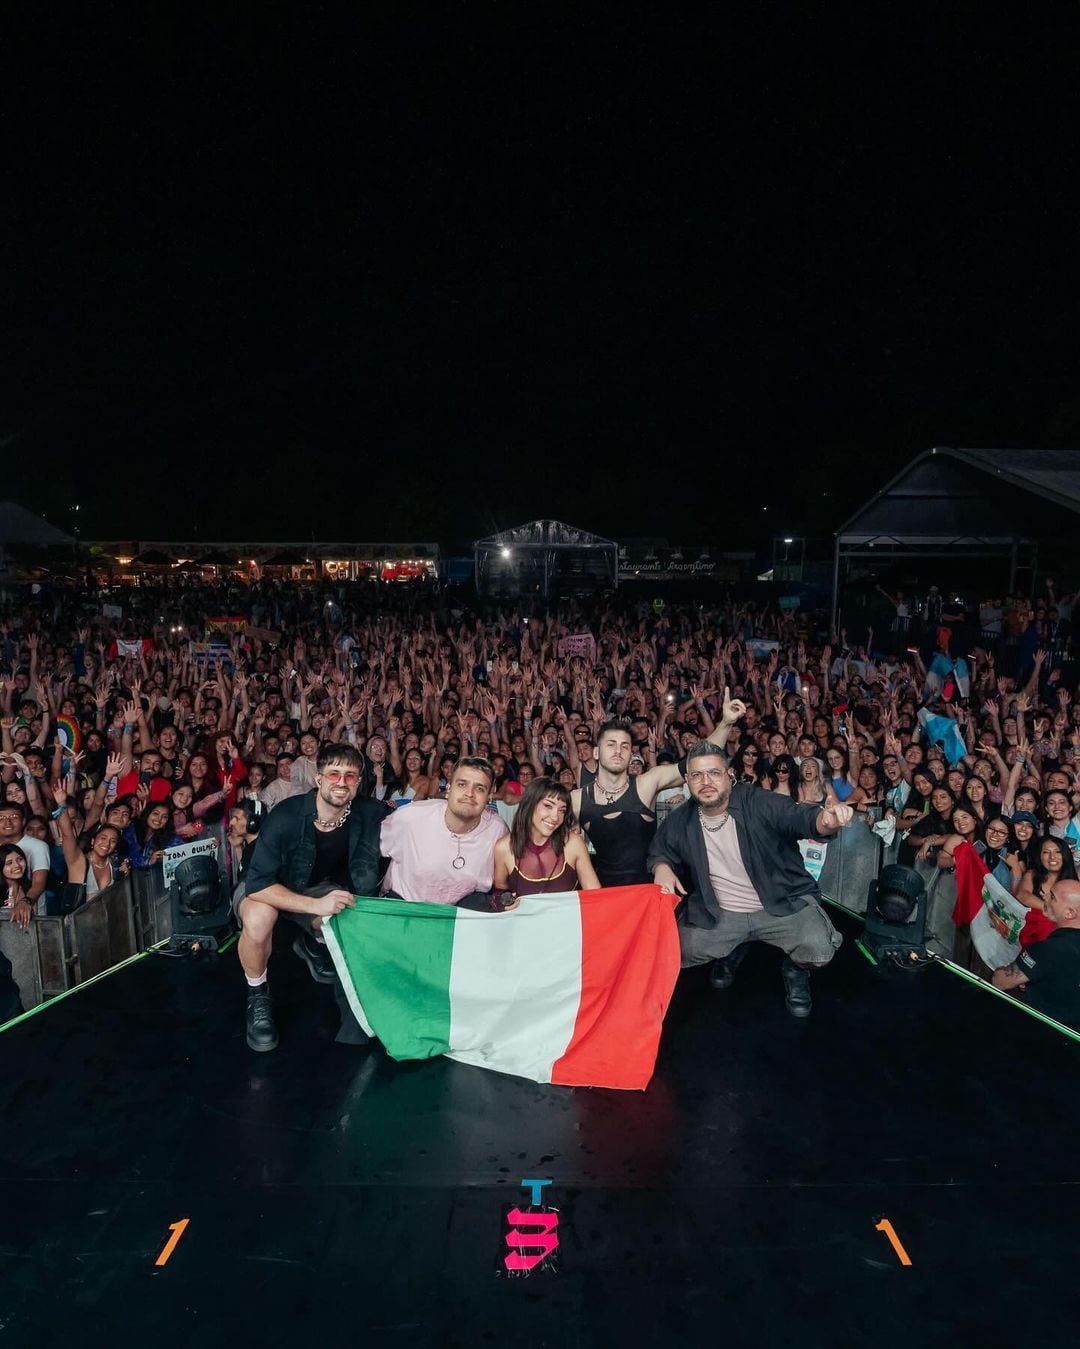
[1,913,1077,1347]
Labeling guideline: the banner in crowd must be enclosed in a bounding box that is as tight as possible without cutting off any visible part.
[190,641,233,666]
[558,633,597,661]
[108,637,154,659]
[243,625,282,645]
[970,871,1027,968]
[744,639,779,660]
[101,603,123,620]
[162,835,220,885]
[206,615,247,634]
[952,840,1027,966]
[324,885,681,1090]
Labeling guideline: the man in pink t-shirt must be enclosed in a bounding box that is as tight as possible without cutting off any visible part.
[380,757,507,906]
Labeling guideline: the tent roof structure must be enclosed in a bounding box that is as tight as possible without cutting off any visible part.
[473,520,617,551]
[836,447,1080,545]
[0,501,76,547]
[830,447,1080,625]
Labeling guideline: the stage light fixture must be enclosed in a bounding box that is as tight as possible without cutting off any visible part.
[863,864,928,962]
[167,855,233,954]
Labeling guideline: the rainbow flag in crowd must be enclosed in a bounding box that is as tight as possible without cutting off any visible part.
[324,886,681,1090]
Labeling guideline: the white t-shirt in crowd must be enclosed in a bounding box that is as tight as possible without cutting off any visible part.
[17,834,50,878]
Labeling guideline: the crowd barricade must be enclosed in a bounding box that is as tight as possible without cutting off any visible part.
[1,875,142,1007]
[909,858,958,958]
[816,818,883,917]
[0,823,231,1018]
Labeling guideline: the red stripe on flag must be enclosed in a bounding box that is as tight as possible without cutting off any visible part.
[550,884,681,1091]
[952,840,988,927]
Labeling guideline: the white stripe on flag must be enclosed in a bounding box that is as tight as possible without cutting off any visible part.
[446,892,582,1082]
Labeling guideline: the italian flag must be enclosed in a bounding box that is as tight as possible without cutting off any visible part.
[323,885,681,1090]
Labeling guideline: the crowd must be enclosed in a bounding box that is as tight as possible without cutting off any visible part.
[2,576,1079,1034]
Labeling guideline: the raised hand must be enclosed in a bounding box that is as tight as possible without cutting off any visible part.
[721,686,747,725]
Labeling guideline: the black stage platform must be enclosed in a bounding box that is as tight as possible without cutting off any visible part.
[2,914,1078,1348]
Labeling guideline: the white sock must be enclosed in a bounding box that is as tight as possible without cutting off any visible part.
[245,971,268,988]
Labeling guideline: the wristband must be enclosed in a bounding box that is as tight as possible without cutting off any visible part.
[51,805,65,819]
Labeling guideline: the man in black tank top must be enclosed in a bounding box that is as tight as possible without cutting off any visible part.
[578,768,659,886]
[572,705,744,887]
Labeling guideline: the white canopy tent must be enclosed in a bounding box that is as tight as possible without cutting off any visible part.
[473,520,618,597]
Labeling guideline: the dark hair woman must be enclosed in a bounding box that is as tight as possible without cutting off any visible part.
[900,785,957,867]
[1017,835,1077,948]
[768,753,799,797]
[732,743,766,785]
[493,778,600,897]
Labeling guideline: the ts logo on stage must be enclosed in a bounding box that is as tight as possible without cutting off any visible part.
[501,1178,560,1276]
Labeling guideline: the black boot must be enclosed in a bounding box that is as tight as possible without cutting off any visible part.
[293,932,337,984]
[709,943,750,991]
[781,958,812,1018]
[246,984,279,1051]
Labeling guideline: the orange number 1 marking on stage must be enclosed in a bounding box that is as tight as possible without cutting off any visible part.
[874,1218,912,1266]
[155,1218,190,1267]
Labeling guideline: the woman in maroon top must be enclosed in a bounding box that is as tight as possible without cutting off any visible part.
[493,778,600,898]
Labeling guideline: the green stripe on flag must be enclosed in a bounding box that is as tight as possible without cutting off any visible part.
[324,897,458,1059]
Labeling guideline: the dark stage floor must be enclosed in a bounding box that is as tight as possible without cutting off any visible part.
[1,915,1077,1348]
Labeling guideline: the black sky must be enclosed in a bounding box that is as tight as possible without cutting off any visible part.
[5,7,1080,549]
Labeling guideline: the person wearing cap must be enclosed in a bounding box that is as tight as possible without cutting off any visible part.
[992,878,1080,1030]
[494,776,523,828]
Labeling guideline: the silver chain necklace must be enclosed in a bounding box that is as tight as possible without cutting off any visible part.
[315,801,351,832]
[698,808,730,834]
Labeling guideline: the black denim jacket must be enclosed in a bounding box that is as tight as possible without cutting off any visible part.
[646,782,826,927]
[243,789,386,899]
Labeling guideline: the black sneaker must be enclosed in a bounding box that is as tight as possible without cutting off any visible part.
[293,932,337,984]
[781,958,812,1018]
[708,944,749,991]
[246,985,279,1051]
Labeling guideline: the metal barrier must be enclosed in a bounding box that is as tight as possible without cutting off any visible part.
[910,859,958,958]
[0,823,230,1017]
[817,819,884,917]
[0,868,170,1013]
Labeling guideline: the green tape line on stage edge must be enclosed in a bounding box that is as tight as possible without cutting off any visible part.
[815,897,1079,1046]
[0,939,170,1035]
[820,894,865,921]
[936,957,1080,1046]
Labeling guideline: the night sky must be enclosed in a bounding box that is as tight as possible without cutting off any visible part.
[5,8,1079,550]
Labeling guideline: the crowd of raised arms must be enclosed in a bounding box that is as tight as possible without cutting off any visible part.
[2,579,1079,976]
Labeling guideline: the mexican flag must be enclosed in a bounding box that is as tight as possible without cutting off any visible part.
[323,885,681,1090]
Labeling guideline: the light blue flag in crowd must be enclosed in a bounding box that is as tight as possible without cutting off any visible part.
[917,706,968,766]
[923,652,971,701]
